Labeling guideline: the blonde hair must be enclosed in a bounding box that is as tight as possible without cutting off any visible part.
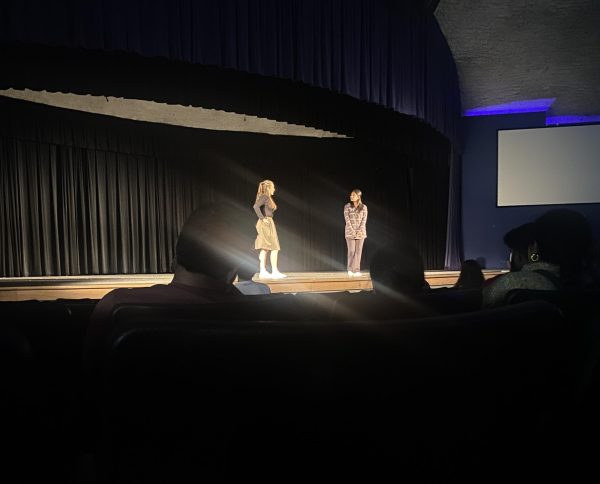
[256,179,277,209]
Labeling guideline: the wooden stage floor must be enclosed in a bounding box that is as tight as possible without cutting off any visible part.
[0,270,506,301]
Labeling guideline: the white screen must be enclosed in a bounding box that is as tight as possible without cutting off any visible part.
[497,124,600,206]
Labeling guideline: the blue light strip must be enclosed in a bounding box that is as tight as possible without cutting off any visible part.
[464,98,556,117]
[546,115,600,126]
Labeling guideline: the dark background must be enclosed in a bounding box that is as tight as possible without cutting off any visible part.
[0,0,461,276]
[0,96,449,276]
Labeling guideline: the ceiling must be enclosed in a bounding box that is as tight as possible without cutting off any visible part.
[435,0,600,117]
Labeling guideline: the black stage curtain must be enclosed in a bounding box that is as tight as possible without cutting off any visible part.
[0,97,449,276]
[1,43,447,162]
[444,148,463,269]
[0,0,461,146]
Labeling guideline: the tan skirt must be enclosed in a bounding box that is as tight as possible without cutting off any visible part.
[255,217,280,251]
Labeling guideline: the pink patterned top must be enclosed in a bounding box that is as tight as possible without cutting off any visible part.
[344,203,368,239]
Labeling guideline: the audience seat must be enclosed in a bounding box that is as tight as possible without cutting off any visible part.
[505,287,600,475]
[420,287,483,313]
[330,288,482,321]
[505,289,600,319]
[0,299,99,481]
[504,289,600,390]
[0,323,37,478]
[91,300,567,482]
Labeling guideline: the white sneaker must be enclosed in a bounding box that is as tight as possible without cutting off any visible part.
[271,271,287,279]
[348,270,354,276]
[259,270,272,279]
[353,272,362,277]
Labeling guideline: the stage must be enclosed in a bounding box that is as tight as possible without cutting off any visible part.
[0,270,506,301]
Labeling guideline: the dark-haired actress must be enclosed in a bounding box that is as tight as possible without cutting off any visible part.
[344,189,368,276]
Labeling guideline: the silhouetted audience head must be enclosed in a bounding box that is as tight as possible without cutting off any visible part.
[370,243,428,296]
[454,259,485,290]
[485,209,595,307]
[503,223,535,272]
[585,240,600,288]
[234,255,272,295]
[531,209,593,287]
[175,202,251,283]
[84,202,252,390]
[237,257,259,282]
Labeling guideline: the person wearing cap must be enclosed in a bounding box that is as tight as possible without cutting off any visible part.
[483,209,593,307]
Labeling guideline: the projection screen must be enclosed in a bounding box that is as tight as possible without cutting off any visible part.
[497,124,600,206]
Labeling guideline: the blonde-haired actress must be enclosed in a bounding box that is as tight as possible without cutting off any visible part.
[344,189,368,276]
[253,180,287,279]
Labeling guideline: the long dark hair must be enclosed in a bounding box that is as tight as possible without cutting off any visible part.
[350,188,364,211]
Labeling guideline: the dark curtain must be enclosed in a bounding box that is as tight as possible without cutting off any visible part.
[0,43,446,161]
[0,104,199,276]
[444,147,463,269]
[0,97,450,276]
[0,0,461,146]
[0,0,464,272]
